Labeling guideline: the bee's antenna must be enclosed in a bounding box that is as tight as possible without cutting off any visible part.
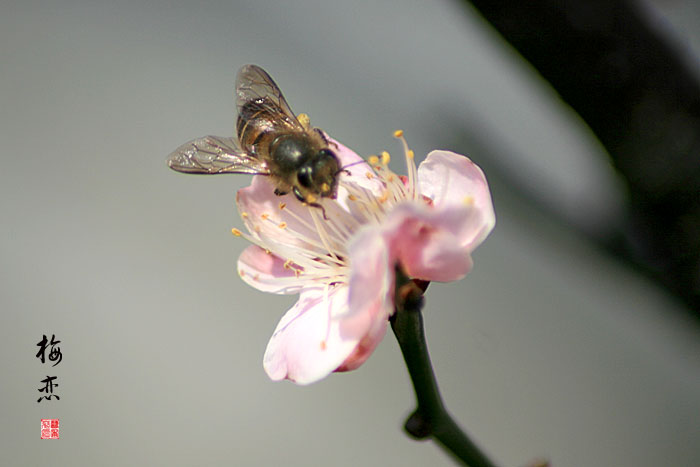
[337,159,369,176]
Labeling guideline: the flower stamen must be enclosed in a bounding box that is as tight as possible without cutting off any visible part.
[322,282,333,349]
[309,207,341,262]
[316,201,354,243]
[394,132,418,201]
[381,150,391,166]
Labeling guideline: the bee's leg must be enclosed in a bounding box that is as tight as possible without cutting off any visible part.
[292,187,306,203]
[293,186,329,220]
[274,188,288,196]
[310,202,329,220]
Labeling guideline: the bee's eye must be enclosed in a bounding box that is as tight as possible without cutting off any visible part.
[297,166,313,188]
[318,149,335,159]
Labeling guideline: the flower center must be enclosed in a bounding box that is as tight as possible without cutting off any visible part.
[233,131,422,288]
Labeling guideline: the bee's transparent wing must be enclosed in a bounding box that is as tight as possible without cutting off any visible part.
[235,64,302,130]
[167,135,268,175]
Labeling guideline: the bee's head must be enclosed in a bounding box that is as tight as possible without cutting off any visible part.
[297,149,340,199]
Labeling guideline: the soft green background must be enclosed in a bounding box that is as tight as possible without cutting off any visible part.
[2,1,699,466]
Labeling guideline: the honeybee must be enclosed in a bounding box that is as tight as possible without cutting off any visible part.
[167,65,341,206]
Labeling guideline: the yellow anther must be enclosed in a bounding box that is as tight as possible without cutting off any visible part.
[278,202,286,210]
[241,212,249,218]
[378,190,389,203]
[365,172,375,179]
[260,213,269,220]
[283,259,293,269]
[407,149,415,160]
[348,194,357,201]
[264,248,271,254]
[463,195,474,206]
[297,113,310,129]
[305,193,317,204]
[278,222,287,229]
[321,182,330,193]
[393,129,404,138]
[231,228,242,237]
[381,151,391,165]
[387,174,396,182]
[368,155,379,165]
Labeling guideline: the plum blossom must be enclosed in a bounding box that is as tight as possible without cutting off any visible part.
[232,132,495,384]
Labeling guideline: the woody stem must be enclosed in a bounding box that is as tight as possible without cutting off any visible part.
[390,269,498,467]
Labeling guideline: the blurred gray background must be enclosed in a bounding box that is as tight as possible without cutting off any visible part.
[2,0,700,465]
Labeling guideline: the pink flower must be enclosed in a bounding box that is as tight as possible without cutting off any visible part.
[233,132,495,384]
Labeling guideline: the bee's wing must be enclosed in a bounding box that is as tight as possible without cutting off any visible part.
[235,64,303,131]
[167,135,268,175]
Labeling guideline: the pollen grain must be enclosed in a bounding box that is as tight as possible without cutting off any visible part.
[297,113,310,129]
[381,151,391,165]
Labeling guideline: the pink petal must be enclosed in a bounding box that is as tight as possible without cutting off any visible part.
[334,228,394,370]
[236,176,328,256]
[263,227,395,384]
[417,150,495,250]
[335,314,387,372]
[327,138,385,211]
[379,203,474,282]
[263,286,363,385]
[346,227,393,321]
[237,245,305,294]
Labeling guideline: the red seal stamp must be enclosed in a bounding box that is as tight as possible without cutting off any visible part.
[40,419,59,439]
